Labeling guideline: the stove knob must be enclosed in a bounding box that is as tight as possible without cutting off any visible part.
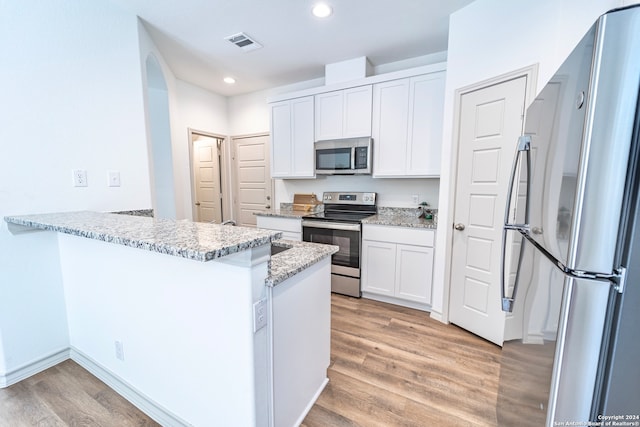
[325,195,332,201]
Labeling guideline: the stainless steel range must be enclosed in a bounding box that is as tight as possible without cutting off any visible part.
[301,191,377,297]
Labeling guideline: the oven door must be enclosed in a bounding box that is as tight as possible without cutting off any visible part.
[301,220,361,274]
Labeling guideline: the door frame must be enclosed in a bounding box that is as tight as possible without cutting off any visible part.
[440,65,538,324]
[230,132,274,226]
[187,128,232,222]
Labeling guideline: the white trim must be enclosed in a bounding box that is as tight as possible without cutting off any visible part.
[292,378,329,427]
[267,62,447,103]
[442,64,539,324]
[69,348,192,427]
[362,292,431,312]
[0,347,70,388]
[429,310,447,324]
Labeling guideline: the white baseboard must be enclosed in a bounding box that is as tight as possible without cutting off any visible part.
[69,348,192,427]
[293,377,329,427]
[0,348,70,388]
[429,310,448,324]
[361,292,431,312]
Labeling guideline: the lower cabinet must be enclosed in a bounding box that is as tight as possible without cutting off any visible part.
[361,224,434,309]
[256,215,302,241]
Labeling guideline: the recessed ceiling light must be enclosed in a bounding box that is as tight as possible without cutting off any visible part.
[312,3,332,18]
[223,77,236,84]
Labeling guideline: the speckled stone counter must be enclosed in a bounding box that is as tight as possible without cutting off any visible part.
[255,202,323,219]
[4,211,281,262]
[362,207,438,229]
[254,209,310,219]
[267,240,338,287]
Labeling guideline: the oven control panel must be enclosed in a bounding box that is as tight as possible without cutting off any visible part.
[322,192,376,205]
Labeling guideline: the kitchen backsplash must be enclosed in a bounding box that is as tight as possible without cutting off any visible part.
[274,176,439,208]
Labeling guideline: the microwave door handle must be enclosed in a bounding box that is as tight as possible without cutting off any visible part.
[351,147,356,170]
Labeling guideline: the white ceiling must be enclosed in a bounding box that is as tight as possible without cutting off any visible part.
[107,0,475,97]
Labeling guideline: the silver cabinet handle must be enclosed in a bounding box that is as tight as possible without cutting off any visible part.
[454,223,465,231]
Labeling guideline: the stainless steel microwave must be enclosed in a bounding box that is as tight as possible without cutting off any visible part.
[314,137,372,175]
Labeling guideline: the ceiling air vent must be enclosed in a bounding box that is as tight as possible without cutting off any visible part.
[224,32,263,52]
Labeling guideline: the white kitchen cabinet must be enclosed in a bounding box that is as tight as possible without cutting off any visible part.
[256,215,302,241]
[314,85,372,141]
[372,72,445,177]
[270,96,314,179]
[361,224,435,309]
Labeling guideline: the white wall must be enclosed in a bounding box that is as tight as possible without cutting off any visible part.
[0,0,153,379]
[173,80,229,220]
[432,0,630,319]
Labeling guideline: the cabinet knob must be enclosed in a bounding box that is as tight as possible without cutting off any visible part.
[265,205,271,209]
[195,202,201,206]
[454,223,465,231]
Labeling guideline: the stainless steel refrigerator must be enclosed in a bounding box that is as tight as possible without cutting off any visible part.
[497,5,640,426]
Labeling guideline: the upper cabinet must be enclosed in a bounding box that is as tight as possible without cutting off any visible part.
[268,63,446,179]
[372,71,445,177]
[270,96,315,179]
[314,85,372,141]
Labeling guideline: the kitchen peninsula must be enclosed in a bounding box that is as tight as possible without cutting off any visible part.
[4,211,337,427]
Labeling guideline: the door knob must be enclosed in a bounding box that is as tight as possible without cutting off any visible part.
[454,223,465,231]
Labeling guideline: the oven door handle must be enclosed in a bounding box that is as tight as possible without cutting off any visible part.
[301,220,361,232]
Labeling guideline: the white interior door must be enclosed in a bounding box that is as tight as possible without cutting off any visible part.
[233,134,273,227]
[193,135,223,223]
[449,76,527,346]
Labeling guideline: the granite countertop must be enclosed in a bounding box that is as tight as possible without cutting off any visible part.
[362,207,438,229]
[254,209,310,219]
[267,239,338,287]
[4,211,281,262]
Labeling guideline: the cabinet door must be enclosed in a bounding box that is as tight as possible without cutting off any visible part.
[361,240,396,296]
[291,97,315,177]
[270,101,293,178]
[371,79,410,177]
[343,85,372,138]
[395,244,433,304]
[406,72,445,176]
[270,97,314,179]
[314,91,343,141]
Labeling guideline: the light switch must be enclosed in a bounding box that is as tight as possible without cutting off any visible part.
[108,170,121,187]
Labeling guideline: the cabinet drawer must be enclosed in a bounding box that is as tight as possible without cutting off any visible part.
[363,224,434,247]
[256,216,302,233]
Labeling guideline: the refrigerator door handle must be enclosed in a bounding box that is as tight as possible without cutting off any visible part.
[501,135,532,312]
[503,135,531,229]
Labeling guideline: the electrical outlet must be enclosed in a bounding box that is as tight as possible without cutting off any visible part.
[253,298,267,332]
[108,170,121,187]
[412,194,419,205]
[115,340,125,361]
[72,169,88,187]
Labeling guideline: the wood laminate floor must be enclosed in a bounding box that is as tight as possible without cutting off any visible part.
[302,294,502,427]
[0,360,159,427]
[0,295,502,426]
